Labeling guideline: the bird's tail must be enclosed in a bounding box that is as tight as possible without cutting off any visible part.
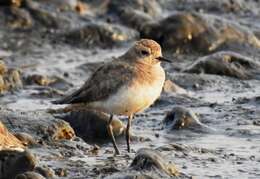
[51,88,82,104]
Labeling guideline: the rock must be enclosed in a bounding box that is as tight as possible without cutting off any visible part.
[163,80,188,95]
[0,121,25,151]
[15,172,45,179]
[60,110,125,143]
[163,106,213,130]
[54,168,67,177]
[34,166,55,179]
[108,0,162,18]
[160,0,259,14]
[141,12,260,53]
[130,148,179,176]
[105,173,156,179]
[46,120,75,141]
[0,150,37,179]
[105,148,179,179]
[6,6,33,29]
[0,61,23,94]
[0,109,75,142]
[24,0,66,29]
[63,22,138,47]
[14,132,37,147]
[183,51,260,79]
[117,8,153,32]
[25,74,56,86]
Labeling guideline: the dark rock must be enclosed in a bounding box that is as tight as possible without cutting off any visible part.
[163,106,213,130]
[63,22,138,47]
[0,150,37,179]
[141,12,260,53]
[60,110,125,143]
[184,51,260,79]
[15,172,45,179]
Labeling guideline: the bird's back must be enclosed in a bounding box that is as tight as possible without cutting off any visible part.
[52,60,136,105]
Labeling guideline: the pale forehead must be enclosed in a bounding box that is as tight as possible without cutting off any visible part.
[135,39,162,54]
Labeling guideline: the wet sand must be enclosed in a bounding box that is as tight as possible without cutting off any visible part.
[0,0,260,178]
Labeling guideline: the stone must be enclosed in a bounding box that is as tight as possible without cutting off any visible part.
[130,148,179,177]
[0,150,37,179]
[108,0,162,18]
[0,109,75,142]
[34,166,55,179]
[184,51,260,79]
[141,12,260,53]
[63,22,138,47]
[163,80,188,95]
[15,172,45,179]
[46,120,75,141]
[0,61,23,94]
[60,110,125,143]
[163,106,213,130]
[117,8,153,32]
[7,6,33,29]
[25,74,56,86]
[105,148,179,179]
[14,132,37,147]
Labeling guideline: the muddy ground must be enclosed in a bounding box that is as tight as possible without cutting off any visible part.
[0,0,260,178]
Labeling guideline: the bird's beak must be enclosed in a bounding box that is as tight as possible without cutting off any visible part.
[156,56,172,63]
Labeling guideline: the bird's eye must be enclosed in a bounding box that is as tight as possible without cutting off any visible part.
[141,50,149,56]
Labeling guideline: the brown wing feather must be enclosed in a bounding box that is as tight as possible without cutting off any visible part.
[53,61,135,104]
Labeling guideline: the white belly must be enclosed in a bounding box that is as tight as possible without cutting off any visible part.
[90,79,164,116]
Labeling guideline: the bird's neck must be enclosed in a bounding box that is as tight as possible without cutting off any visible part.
[133,62,165,85]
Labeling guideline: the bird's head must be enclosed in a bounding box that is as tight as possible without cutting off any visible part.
[124,39,171,65]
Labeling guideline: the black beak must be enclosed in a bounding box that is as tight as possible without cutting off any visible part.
[156,56,172,63]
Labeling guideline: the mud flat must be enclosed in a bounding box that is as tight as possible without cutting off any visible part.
[0,0,260,178]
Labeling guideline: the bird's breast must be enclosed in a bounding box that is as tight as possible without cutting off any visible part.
[94,65,165,116]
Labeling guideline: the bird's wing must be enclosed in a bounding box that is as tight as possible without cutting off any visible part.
[53,62,135,104]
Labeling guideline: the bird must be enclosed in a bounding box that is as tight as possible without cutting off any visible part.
[52,39,171,154]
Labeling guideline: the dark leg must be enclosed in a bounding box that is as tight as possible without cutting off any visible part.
[107,114,120,155]
[126,114,133,152]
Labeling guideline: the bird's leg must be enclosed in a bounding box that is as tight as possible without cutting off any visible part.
[126,114,133,153]
[107,114,120,155]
